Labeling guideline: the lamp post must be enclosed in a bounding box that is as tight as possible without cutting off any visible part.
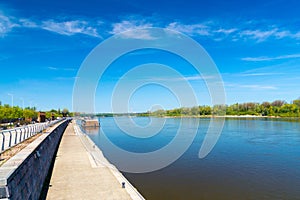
[8,93,14,107]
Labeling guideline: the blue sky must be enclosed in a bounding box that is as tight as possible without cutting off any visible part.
[0,0,300,112]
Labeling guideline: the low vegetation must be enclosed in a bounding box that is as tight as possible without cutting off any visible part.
[0,102,71,127]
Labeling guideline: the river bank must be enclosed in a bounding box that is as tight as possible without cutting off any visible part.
[146,115,300,120]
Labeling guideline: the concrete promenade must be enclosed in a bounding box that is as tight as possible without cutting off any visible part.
[46,121,144,200]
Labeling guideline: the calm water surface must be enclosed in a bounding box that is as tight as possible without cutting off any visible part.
[83,117,300,200]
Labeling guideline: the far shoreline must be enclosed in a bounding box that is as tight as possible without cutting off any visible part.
[161,115,280,118]
[98,114,300,120]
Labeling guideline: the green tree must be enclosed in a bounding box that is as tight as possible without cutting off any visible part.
[200,106,212,115]
[23,109,37,120]
[191,106,199,116]
[293,99,300,107]
[271,100,286,107]
[62,108,69,117]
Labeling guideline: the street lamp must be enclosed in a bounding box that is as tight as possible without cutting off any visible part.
[8,93,14,107]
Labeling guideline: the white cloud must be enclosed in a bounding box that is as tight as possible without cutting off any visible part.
[48,66,76,71]
[214,28,237,35]
[184,75,204,81]
[1,12,300,43]
[110,20,155,40]
[19,18,38,28]
[274,30,291,39]
[240,29,279,42]
[165,21,295,43]
[184,75,217,81]
[239,27,300,42]
[290,31,300,39]
[41,20,100,37]
[110,20,152,33]
[48,66,58,70]
[166,22,210,36]
[240,84,277,90]
[108,19,300,43]
[120,29,157,40]
[226,82,277,90]
[0,12,101,38]
[239,72,283,77]
[0,14,19,36]
[241,53,300,61]
[145,74,217,82]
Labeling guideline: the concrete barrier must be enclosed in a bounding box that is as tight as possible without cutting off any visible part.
[0,119,71,200]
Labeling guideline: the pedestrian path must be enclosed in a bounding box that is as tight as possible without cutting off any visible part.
[46,121,143,200]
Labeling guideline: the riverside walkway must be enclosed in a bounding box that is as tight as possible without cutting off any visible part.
[46,121,144,200]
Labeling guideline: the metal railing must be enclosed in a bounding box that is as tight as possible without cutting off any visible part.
[0,119,64,153]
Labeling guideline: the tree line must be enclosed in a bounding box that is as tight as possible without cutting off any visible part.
[145,99,300,117]
[0,103,71,124]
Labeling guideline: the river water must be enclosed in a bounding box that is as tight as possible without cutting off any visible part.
[83,117,300,200]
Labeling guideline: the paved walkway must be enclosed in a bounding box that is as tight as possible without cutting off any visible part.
[46,122,135,200]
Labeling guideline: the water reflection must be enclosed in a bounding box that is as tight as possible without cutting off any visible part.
[82,126,99,134]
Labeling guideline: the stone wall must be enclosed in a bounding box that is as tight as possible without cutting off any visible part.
[0,119,71,200]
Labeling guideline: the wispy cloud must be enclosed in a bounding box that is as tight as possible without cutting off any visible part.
[48,66,58,70]
[47,66,77,71]
[19,18,38,28]
[126,49,158,56]
[2,11,300,44]
[110,20,152,33]
[240,84,277,90]
[226,82,278,90]
[165,20,300,43]
[165,21,299,43]
[241,53,300,61]
[239,72,283,77]
[0,14,19,36]
[240,29,279,42]
[110,20,155,40]
[143,74,217,82]
[0,12,101,38]
[239,28,300,42]
[235,60,300,80]
[41,20,101,37]
[214,28,237,35]
[183,75,217,81]
[166,22,210,36]
[184,75,204,81]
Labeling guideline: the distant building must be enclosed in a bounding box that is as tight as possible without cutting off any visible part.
[37,112,46,123]
[81,119,100,128]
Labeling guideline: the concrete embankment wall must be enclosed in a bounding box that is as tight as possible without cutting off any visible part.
[0,119,71,200]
